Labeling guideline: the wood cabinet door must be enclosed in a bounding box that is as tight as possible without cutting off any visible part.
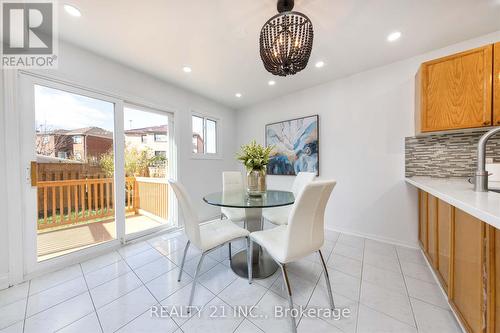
[437,199,452,290]
[427,194,438,266]
[486,226,499,333]
[419,45,493,132]
[419,190,428,251]
[494,42,500,126]
[495,227,500,333]
[451,209,485,333]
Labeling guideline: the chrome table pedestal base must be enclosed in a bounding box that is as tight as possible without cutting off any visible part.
[230,248,278,279]
[230,207,278,279]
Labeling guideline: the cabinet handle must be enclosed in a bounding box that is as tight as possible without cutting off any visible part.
[483,121,491,125]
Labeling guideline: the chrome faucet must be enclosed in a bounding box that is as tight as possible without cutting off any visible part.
[474,127,500,192]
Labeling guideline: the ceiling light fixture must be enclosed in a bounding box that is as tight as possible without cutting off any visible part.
[260,0,314,76]
[182,66,192,73]
[235,93,242,98]
[64,4,81,17]
[387,31,402,42]
[268,80,276,86]
[315,61,325,68]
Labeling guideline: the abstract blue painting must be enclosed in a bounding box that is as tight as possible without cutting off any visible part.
[265,115,319,176]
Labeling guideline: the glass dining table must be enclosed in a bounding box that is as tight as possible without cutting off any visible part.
[203,190,294,279]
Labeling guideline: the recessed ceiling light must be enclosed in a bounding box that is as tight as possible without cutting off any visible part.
[387,31,402,42]
[235,93,242,98]
[182,66,192,73]
[268,80,276,86]
[64,4,81,17]
[315,61,325,68]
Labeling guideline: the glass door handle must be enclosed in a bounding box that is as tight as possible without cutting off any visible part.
[30,161,38,187]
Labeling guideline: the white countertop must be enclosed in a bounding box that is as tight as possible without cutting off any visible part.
[405,176,500,229]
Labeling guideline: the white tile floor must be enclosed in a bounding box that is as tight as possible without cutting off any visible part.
[0,228,463,333]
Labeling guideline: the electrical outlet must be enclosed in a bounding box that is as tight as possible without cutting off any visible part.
[486,157,494,164]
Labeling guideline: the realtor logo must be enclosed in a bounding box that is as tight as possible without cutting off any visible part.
[1,0,58,68]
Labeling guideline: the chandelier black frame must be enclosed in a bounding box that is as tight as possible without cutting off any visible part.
[259,0,314,76]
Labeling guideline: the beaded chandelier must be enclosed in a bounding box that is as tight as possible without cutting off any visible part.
[259,0,314,76]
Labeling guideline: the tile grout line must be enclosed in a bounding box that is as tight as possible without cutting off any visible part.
[396,248,419,331]
[78,263,104,333]
[21,280,31,333]
[110,242,184,333]
[358,245,424,329]
[354,240,366,333]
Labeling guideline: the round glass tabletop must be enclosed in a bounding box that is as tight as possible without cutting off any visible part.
[203,190,294,208]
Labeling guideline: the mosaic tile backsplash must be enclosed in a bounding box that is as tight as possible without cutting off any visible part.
[405,130,500,178]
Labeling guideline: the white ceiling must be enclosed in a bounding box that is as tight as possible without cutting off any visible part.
[58,0,500,109]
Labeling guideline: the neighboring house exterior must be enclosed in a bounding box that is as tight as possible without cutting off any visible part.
[192,133,204,153]
[36,127,113,162]
[125,125,168,157]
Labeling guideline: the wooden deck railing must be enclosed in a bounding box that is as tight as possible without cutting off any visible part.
[37,177,144,230]
[135,177,169,222]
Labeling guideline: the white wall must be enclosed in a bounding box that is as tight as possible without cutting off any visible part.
[0,41,238,286]
[236,30,500,247]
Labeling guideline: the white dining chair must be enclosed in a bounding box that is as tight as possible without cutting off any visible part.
[248,180,336,333]
[168,179,251,309]
[221,171,246,257]
[262,171,316,225]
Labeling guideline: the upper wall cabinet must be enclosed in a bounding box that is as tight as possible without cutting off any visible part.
[416,44,494,133]
[494,42,500,126]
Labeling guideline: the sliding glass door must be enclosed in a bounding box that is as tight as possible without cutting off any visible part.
[18,74,175,274]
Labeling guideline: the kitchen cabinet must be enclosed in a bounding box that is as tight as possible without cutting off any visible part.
[494,42,500,126]
[416,44,494,133]
[418,190,428,251]
[450,208,485,333]
[437,199,452,290]
[427,194,438,266]
[487,226,500,333]
[416,188,498,333]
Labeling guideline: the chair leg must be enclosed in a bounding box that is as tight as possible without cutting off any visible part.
[188,252,206,312]
[318,250,335,310]
[280,264,297,333]
[247,238,253,284]
[177,240,190,282]
[228,242,232,260]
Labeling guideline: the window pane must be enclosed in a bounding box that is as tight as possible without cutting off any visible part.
[206,119,217,154]
[192,115,204,153]
[34,84,115,261]
[154,133,167,142]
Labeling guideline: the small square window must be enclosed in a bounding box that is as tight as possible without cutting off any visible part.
[192,114,217,156]
[73,136,83,144]
[154,133,167,142]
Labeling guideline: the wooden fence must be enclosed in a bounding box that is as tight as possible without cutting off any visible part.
[37,177,168,230]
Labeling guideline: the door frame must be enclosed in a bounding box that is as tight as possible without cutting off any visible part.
[19,73,125,276]
[5,70,179,282]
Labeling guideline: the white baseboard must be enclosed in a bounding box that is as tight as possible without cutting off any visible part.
[326,226,419,249]
[0,273,9,290]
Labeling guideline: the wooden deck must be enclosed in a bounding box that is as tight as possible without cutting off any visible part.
[37,215,164,261]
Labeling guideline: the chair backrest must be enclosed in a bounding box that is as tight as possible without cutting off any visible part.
[291,172,316,197]
[284,180,336,261]
[223,171,244,192]
[168,180,202,248]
